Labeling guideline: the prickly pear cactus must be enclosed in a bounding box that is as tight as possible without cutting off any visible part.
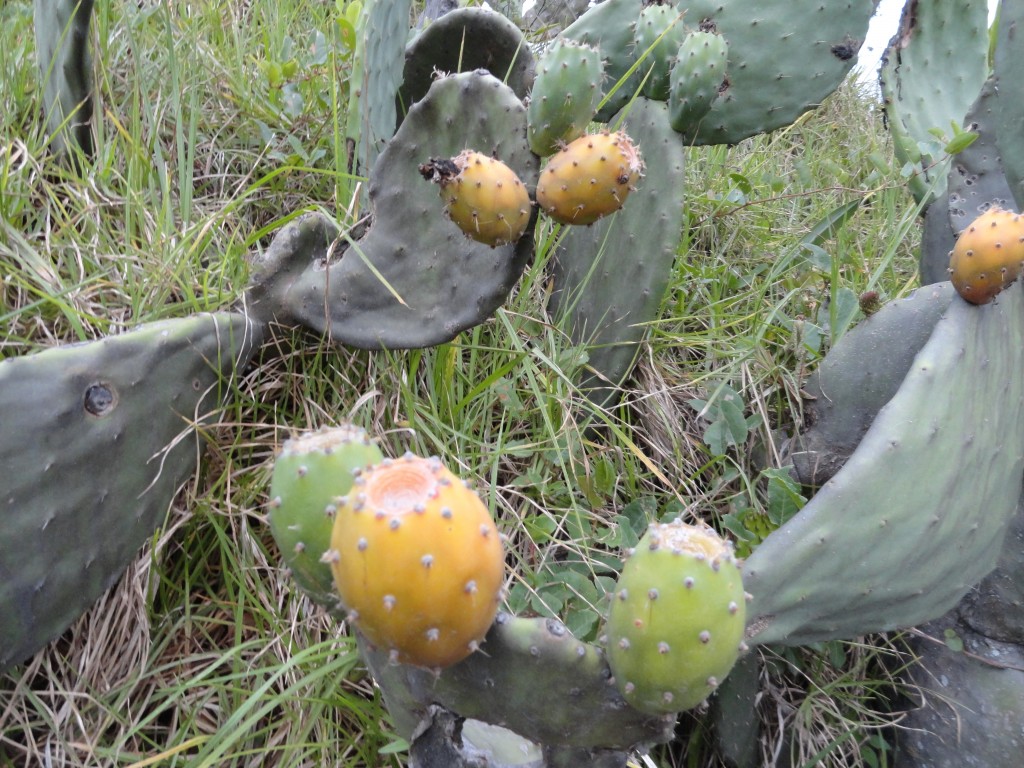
[0,313,262,672]
[605,519,748,714]
[746,281,1024,645]
[400,6,535,117]
[994,0,1024,210]
[789,282,956,487]
[34,0,96,157]
[948,207,1024,305]
[879,0,989,205]
[361,612,675,751]
[632,2,686,102]
[536,131,643,225]
[674,0,878,145]
[420,150,532,248]
[548,98,684,409]
[328,454,505,669]
[527,39,605,157]
[245,70,539,350]
[668,28,729,132]
[267,424,384,613]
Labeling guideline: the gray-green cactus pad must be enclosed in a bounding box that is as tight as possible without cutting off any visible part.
[745,281,1024,646]
[400,7,535,116]
[34,0,95,157]
[361,613,675,750]
[879,0,989,204]
[919,192,958,285]
[346,0,412,179]
[675,0,877,145]
[947,76,1017,234]
[548,97,684,409]
[894,613,1024,768]
[994,0,1024,210]
[789,282,955,487]
[246,71,538,350]
[0,313,262,672]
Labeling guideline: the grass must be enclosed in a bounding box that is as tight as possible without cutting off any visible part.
[1,1,929,766]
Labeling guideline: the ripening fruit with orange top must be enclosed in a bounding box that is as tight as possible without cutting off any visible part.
[419,150,532,247]
[948,207,1024,305]
[326,453,505,669]
[535,131,643,225]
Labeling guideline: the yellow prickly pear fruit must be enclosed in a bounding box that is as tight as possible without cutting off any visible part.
[419,150,532,247]
[327,453,505,669]
[535,131,643,225]
[948,207,1024,305]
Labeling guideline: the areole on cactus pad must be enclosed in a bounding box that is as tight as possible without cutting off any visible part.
[327,453,505,669]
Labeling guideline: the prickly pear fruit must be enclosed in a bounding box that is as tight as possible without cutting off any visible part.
[633,3,687,101]
[948,207,1024,305]
[669,29,729,133]
[535,131,644,226]
[268,424,385,611]
[328,453,505,669]
[527,39,605,157]
[420,150,532,248]
[605,519,748,714]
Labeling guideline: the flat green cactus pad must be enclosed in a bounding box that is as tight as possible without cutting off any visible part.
[676,0,877,145]
[0,313,262,671]
[995,0,1024,210]
[34,0,96,157]
[745,281,1024,646]
[248,71,538,350]
[361,614,675,750]
[879,0,989,205]
[548,97,685,409]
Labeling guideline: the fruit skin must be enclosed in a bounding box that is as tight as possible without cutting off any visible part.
[420,149,532,248]
[268,424,385,612]
[605,518,747,714]
[328,453,505,669]
[948,207,1024,305]
[536,131,644,226]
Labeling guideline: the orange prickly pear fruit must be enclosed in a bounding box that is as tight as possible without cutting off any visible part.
[327,453,505,669]
[535,131,643,226]
[419,150,532,247]
[948,207,1024,305]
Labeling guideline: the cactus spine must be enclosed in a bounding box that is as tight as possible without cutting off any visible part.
[536,131,644,225]
[328,453,505,669]
[268,425,385,612]
[948,207,1024,305]
[605,519,748,714]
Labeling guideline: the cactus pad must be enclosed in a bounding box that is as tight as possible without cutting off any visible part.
[268,425,384,613]
[328,454,505,669]
[745,281,1024,645]
[548,98,684,409]
[0,313,261,672]
[34,0,96,157]
[245,71,539,350]
[632,3,686,102]
[948,207,1024,305]
[536,130,643,226]
[605,519,748,714]
[361,612,676,749]
[668,28,729,133]
[527,39,605,157]
[420,150,532,247]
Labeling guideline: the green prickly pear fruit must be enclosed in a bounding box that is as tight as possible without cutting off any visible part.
[668,28,729,133]
[535,131,644,226]
[420,150,532,248]
[527,39,605,157]
[268,424,385,611]
[948,207,1024,305]
[328,453,505,669]
[605,518,748,714]
[633,2,687,101]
